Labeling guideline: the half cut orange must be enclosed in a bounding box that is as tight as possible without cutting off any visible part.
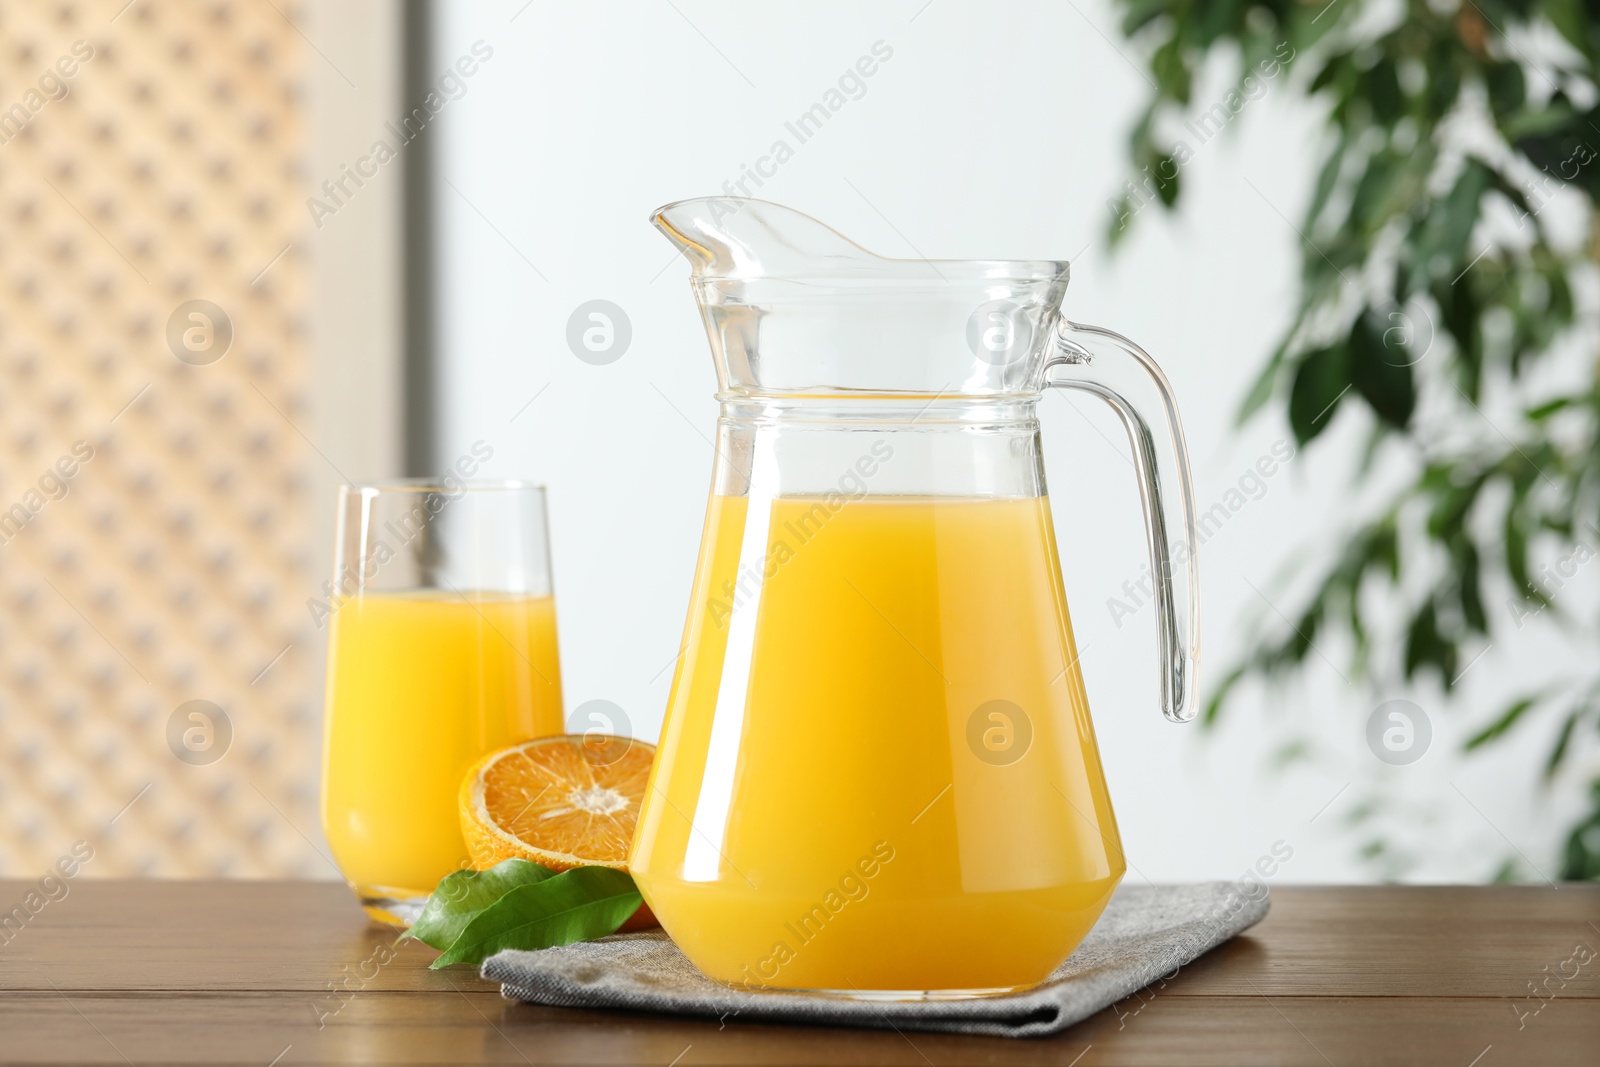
[459,733,655,875]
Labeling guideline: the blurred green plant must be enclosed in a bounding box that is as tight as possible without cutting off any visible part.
[1110,0,1600,879]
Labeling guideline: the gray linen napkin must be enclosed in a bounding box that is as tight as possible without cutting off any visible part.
[482,881,1269,1038]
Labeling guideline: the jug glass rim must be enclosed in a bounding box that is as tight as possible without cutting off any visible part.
[653,197,1071,284]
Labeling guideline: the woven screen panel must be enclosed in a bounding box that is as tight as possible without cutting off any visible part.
[0,0,323,877]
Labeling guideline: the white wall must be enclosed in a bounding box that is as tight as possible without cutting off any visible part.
[429,0,1584,884]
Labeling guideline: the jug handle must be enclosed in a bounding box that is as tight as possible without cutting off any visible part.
[1044,320,1201,723]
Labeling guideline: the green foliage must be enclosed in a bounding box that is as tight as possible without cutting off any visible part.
[404,858,559,952]
[406,859,643,968]
[1563,782,1600,879]
[1288,342,1351,444]
[1113,0,1600,879]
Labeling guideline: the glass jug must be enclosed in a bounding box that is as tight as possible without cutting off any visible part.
[629,198,1200,999]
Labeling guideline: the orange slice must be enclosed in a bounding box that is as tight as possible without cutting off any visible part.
[458,734,657,927]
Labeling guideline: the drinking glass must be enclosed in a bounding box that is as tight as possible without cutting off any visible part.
[320,480,564,924]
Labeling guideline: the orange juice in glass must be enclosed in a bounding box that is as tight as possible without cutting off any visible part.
[321,480,564,924]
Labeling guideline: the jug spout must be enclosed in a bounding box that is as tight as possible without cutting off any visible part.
[650,197,1071,396]
[652,197,914,280]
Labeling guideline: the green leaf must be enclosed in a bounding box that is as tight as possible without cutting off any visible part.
[1371,522,1400,581]
[1191,0,1240,47]
[1433,276,1483,399]
[1526,396,1577,421]
[1541,0,1589,55]
[1106,194,1136,246]
[1154,153,1180,206]
[1236,346,1285,424]
[1127,102,1158,158]
[1544,708,1581,781]
[405,859,559,951]
[1514,107,1600,201]
[1464,695,1541,751]
[1486,62,1526,120]
[1503,488,1541,603]
[1504,99,1583,141]
[1151,36,1191,104]
[1118,0,1171,37]
[1365,59,1404,125]
[1288,343,1352,444]
[1455,540,1487,633]
[1308,49,1351,94]
[1403,598,1457,684]
[1270,738,1313,769]
[1485,166,1540,231]
[1407,160,1493,293]
[1305,134,1348,230]
[1202,663,1248,726]
[1349,151,1400,234]
[1560,782,1600,881]
[1348,310,1416,430]
[430,867,643,968]
[1287,600,1322,661]
[1423,37,1461,120]
[1425,469,1483,540]
[1437,160,1493,268]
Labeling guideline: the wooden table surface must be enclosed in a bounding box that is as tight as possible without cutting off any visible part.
[0,882,1596,1065]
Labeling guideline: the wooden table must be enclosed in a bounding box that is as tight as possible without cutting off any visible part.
[1,882,1596,1065]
